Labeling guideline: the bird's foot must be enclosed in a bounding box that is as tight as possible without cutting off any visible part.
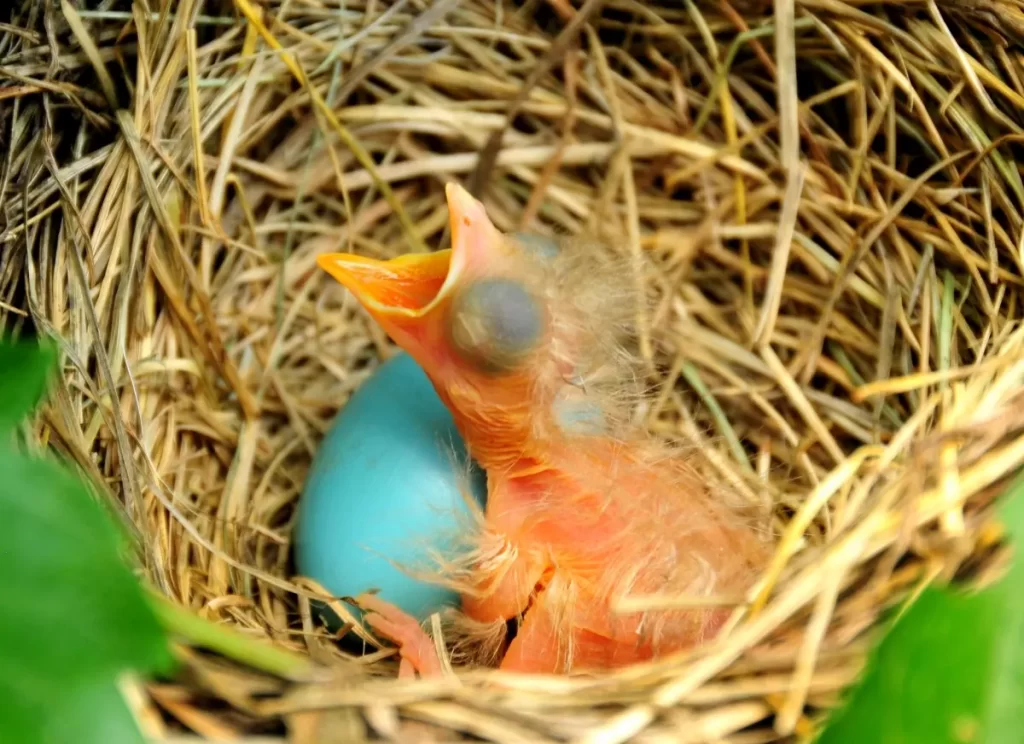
[356,593,443,679]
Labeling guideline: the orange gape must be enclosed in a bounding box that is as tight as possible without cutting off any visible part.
[317,184,773,677]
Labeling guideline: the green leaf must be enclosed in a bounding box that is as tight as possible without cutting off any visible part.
[817,478,1024,744]
[0,337,173,742]
[0,336,57,433]
[48,679,147,744]
[0,447,174,741]
[0,447,173,685]
[3,675,148,744]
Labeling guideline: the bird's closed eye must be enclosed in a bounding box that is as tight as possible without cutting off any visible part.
[447,278,546,373]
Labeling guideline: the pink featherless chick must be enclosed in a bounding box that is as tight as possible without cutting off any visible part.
[316,183,774,677]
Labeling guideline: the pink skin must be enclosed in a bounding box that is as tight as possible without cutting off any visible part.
[356,593,443,678]
[325,184,771,678]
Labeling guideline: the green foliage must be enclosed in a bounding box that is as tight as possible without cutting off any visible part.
[0,336,173,744]
[817,478,1024,744]
[0,337,57,433]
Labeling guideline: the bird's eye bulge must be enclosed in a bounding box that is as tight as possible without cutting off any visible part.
[447,278,546,374]
[510,232,560,262]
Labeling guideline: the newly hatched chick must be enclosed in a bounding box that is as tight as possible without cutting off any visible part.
[317,184,774,677]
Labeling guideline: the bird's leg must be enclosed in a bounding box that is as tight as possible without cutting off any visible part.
[460,531,548,624]
[460,484,550,624]
[499,594,564,674]
[356,593,443,678]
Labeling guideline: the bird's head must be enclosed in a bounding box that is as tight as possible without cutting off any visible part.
[317,183,604,469]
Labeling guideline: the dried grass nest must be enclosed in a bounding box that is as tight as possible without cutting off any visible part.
[4,0,1024,741]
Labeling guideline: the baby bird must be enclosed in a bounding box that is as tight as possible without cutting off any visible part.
[317,184,773,676]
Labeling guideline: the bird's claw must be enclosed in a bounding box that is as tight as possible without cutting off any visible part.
[356,593,444,679]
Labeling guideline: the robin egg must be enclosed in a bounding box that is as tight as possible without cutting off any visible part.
[295,352,488,627]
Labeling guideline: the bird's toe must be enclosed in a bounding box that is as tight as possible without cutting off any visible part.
[356,593,444,678]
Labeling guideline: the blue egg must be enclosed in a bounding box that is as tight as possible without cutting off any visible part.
[295,352,488,628]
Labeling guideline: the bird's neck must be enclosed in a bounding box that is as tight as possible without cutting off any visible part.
[438,378,561,475]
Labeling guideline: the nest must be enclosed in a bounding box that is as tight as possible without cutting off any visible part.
[3,0,1024,741]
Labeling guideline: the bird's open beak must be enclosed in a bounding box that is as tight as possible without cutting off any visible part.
[316,183,500,319]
